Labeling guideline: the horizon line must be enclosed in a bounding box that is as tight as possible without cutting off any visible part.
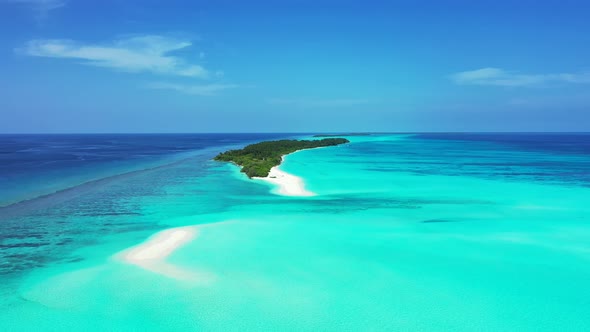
[1,131,590,135]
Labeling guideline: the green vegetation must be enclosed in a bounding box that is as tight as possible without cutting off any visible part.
[214,138,350,178]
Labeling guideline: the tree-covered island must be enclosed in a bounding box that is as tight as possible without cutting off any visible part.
[214,138,350,178]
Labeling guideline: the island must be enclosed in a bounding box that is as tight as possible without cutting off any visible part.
[214,138,350,178]
[313,133,373,137]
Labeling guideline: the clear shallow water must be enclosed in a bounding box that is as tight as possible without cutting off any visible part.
[1,133,589,331]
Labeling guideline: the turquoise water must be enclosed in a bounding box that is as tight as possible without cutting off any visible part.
[1,134,590,331]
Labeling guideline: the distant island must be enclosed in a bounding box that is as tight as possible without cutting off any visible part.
[214,138,350,178]
[313,133,373,137]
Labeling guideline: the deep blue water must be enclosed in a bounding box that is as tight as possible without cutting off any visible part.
[415,132,590,155]
[401,133,590,186]
[2,132,588,210]
[0,133,292,206]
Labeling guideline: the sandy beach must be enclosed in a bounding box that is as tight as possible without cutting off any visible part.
[116,226,199,280]
[254,164,315,196]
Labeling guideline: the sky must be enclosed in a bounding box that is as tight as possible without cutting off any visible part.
[0,0,589,133]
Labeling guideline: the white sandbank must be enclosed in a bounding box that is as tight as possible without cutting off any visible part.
[116,226,200,280]
[254,164,315,197]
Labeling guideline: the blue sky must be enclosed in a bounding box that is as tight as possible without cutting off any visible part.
[1,0,589,133]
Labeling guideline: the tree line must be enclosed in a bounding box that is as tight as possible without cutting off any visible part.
[214,138,349,177]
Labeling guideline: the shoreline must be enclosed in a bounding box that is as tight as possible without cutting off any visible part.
[214,138,348,180]
[253,154,315,197]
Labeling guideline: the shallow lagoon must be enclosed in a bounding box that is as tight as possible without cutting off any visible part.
[1,134,589,331]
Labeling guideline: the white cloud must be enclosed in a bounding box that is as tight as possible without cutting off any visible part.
[267,98,373,108]
[22,35,209,78]
[147,82,239,96]
[451,67,590,87]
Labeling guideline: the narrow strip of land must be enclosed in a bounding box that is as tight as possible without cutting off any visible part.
[214,138,349,178]
[253,156,315,196]
[116,226,199,280]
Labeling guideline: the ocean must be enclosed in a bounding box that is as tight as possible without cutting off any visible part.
[0,133,589,331]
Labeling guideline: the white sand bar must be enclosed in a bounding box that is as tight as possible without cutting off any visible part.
[254,166,315,197]
[116,226,200,280]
